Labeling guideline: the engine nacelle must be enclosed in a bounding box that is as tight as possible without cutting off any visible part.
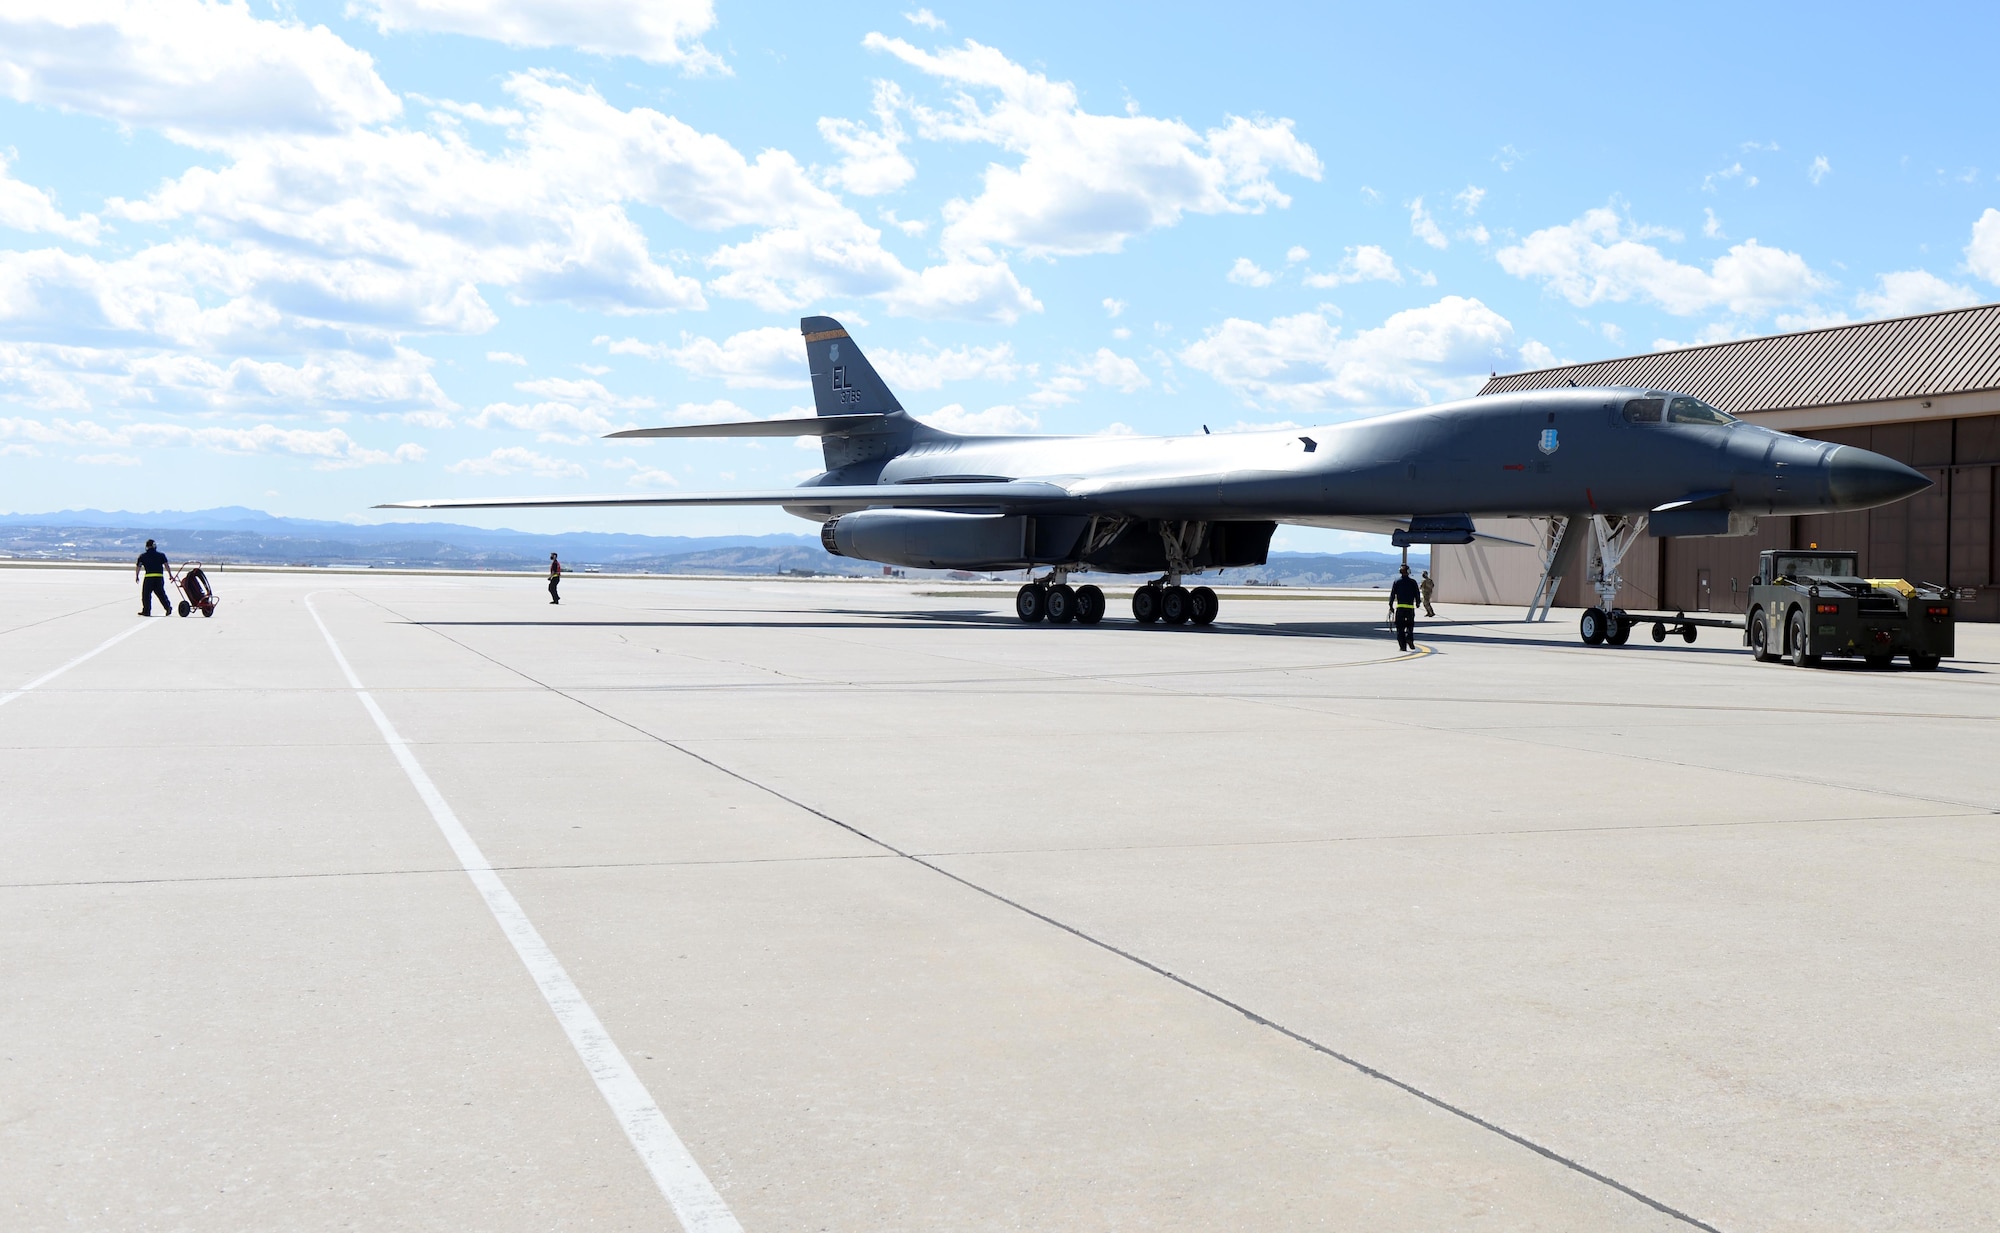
[821,509,1078,569]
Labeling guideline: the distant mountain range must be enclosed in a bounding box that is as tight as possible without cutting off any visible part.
[0,506,1423,585]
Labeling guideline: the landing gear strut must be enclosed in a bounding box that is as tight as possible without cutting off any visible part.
[1576,514,1647,647]
[1021,519,1221,629]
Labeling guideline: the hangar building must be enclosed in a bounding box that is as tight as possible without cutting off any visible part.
[1436,302,2000,622]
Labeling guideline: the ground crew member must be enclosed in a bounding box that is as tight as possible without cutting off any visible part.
[1389,564,1421,651]
[136,539,171,616]
[1419,569,1437,617]
[548,553,562,605]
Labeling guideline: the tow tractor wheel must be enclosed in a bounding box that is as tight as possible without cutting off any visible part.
[1579,606,1607,646]
[1910,653,1941,671]
[1131,584,1161,625]
[1015,584,1046,623]
[1160,585,1192,626]
[1749,610,1776,661]
[177,600,191,618]
[1075,584,1106,625]
[1605,609,1631,645]
[1189,586,1219,626]
[1045,583,1078,624]
[1787,608,1818,667]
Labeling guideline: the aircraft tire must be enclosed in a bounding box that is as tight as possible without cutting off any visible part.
[1075,584,1106,625]
[1015,584,1046,623]
[1579,607,1607,645]
[1131,585,1161,625]
[1606,610,1631,645]
[1161,586,1192,626]
[1189,586,1218,626]
[1046,584,1077,624]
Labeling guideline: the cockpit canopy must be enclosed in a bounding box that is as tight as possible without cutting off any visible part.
[1621,393,1737,426]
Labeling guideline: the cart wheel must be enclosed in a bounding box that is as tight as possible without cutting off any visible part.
[201,606,214,618]
[1681,625,1697,644]
[178,600,191,617]
[1651,622,1667,643]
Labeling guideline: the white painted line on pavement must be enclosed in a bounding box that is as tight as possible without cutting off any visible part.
[305,595,742,1233]
[0,618,157,710]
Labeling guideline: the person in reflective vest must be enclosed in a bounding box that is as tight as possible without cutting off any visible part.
[1388,564,1421,651]
[136,539,171,617]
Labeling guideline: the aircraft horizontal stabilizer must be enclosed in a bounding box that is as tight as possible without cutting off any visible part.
[375,480,1075,512]
[607,414,891,439]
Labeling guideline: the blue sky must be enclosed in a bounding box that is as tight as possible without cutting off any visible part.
[2,1,1997,549]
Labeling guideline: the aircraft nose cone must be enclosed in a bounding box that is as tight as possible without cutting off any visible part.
[1828,446,1931,510]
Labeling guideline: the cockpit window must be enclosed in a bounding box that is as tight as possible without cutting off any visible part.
[1622,396,1664,423]
[1667,395,1737,425]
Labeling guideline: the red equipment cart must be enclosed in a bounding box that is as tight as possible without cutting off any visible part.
[171,562,218,617]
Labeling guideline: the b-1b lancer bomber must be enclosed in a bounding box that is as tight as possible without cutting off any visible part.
[383,316,1930,639]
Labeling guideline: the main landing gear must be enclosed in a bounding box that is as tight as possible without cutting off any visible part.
[1129,581,1218,627]
[1015,578,1106,625]
[1013,576,1219,627]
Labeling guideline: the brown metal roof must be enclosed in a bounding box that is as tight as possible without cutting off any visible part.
[1478,302,2000,413]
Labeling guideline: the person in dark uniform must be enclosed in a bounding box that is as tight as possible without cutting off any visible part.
[136,539,171,616]
[1388,564,1422,651]
[548,553,562,604]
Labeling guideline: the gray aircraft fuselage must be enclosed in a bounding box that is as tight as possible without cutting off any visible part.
[382,314,1931,582]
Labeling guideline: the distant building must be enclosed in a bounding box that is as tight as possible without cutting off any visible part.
[1437,303,2000,621]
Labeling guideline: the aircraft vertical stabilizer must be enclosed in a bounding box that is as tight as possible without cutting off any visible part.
[801,315,911,470]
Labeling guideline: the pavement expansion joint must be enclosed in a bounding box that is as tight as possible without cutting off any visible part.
[373,592,1724,1233]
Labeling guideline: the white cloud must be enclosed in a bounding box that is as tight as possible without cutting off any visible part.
[879,208,926,235]
[1110,326,1131,340]
[1517,340,1562,368]
[903,7,946,29]
[1227,257,1274,287]
[1854,270,1978,318]
[863,34,1320,259]
[1302,244,1401,288]
[1178,296,1514,412]
[1102,297,1125,317]
[1967,208,2000,285]
[0,413,422,467]
[875,341,1019,389]
[925,403,1037,433]
[649,326,805,387]
[468,375,652,437]
[604,457,682,487]
[1704,162,1758,191]
[487,350,527,365]
[1454,185,1485,215]
[1408,196,1447,249]
[448,445,586,478]
[0,337,452,415]
[1809,156,1831,185]
[0,0,401,146]
[1029,347,1150,405]
[350,0,723,72]
[0,152,101,243]
[1285,245,1309,264]
[1496,205,1827,317]
[1702,208,1723,239]
[818,82,916,197]
[76,452,140,465]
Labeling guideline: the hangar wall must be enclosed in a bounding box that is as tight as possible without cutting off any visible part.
[1437,305,2000,622]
